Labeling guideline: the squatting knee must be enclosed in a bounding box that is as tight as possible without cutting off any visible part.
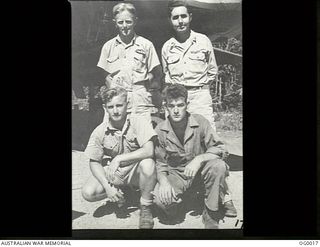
[139,158,156,177]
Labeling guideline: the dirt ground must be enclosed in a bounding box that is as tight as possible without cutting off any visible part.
[72,130,242,229]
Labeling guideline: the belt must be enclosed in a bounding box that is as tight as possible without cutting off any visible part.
[184,84,210,91]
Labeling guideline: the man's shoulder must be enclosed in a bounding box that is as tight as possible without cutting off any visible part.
[136,35,154,47]
[162,37,176,51]
[91,121,107,136]
[192,31,211,43]
[102,37,117,48]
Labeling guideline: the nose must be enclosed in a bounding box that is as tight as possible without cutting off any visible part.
[178,16,183,23]
[173,107,179,114]
[123,22,127,28]
[113,106,119,114]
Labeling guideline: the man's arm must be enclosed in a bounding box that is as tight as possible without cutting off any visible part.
[115,140,154,167]
[206,37,218,83]
[89,159,124,202]
[184,117,227,178]
[154,135,178,205]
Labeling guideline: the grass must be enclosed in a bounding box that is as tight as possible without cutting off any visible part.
[215,109,242,132]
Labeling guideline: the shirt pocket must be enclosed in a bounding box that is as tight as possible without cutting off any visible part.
[166,54,181,76]
[188,50,207,74]
[133,49,147,73]
[103,137,119,157]
[106,55,120,73]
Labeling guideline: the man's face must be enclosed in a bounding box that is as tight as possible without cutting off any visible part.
[114,10,136,37]
[105,95,127,123]
[166,97,188,123]
[169,6,192,34]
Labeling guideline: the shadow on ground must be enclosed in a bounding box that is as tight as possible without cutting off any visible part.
[72,210,86,220]
[226,154,242,171]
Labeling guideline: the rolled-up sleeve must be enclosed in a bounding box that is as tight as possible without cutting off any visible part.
[132,115,157,147]
[147,43,161,73]
[154,134,169,175]
[84,124,105,162]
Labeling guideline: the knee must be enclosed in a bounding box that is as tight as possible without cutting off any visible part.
[139,158,156,177]
[206,159,227,176]
[81,185,96,202]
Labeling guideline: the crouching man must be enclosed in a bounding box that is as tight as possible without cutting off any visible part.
[81,87,157,229]
[153,84,230,228]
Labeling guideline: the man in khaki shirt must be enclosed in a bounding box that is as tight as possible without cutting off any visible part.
[161,0,237,217]
[153,84,232,228]
[97,2,162,116]
[162,0,217,131]
[82,87,157,229]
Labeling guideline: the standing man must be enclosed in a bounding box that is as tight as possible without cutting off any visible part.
[161,0,237,217]
[81,87,157,229]
[153,84,230,228]
[162,0,217,130]
[97,2,162,116]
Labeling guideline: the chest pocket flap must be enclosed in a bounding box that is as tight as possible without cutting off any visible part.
[107,55,119,63]
[189,50,207,62]
[166,54,180,65]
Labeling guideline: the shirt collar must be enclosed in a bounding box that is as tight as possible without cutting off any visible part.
[104,114,131,135]
[169,30,197,51]
[115,34,138,47]
[160,113,200,132]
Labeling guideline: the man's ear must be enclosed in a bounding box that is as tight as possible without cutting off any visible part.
[102,104,107,110]
[189,13,192,22]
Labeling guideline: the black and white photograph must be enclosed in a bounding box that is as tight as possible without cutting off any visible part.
[71,0,242,230]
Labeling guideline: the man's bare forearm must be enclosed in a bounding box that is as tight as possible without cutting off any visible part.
[116,141,154,167]
[89,160,111,189]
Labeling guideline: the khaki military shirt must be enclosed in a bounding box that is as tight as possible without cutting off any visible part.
[154,113,227,174]
[161,30,218,87]
[97,34,160,91]
[85,114,157,163]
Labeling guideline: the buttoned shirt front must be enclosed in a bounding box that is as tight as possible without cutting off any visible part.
[85,114,157,164]
[161,30,218,87]
[154,113,227,174]
[97,34,160,91]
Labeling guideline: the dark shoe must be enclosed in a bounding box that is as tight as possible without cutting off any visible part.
[224,200,237,217]
[202,207,219,229]
[139,205,154,229]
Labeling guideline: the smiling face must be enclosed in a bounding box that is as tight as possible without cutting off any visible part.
[105,94,127,123]
[166,97,188,123]
[114,10,136,38]
[169,6,192,34]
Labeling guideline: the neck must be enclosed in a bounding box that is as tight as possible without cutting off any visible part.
[119,33,135,45]
[110,116,127,130]
[169,116,188,132]
[175,29,191,43]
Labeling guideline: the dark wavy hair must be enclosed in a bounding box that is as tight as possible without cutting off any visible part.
[167,0,191,17]
[164,84,188,103]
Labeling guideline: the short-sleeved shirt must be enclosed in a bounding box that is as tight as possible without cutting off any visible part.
[85,114,157,164]
[154,113,227,174]
[97,34,160,91]
[161,30,218,87]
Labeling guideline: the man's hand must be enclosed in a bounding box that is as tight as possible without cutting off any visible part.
[184,157,202,179]
[105,74,113,88]
[105,184,124,203]
[105,157,121,182]
[158,180,179,206]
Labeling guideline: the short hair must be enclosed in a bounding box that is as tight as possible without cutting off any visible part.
[112,2,137,19]
[164,84,188,103]
[167,0,191,17]
[100,87,127,104]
